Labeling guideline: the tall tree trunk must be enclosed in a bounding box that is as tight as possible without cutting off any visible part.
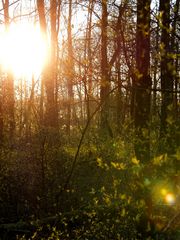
[37,0,58,128]
[55,0,61,124]
[37,0,47,126]
[100,0,112,137]
[134,0,151,162]
[171,0,179,118]
[50,0,58,128]
[134,1,152,236]
[152,15,160,115]
[67,0,74,136]
[37,0,58,215]
[159,0,172,134]
[86,0,94,121]
[2,0,15,141]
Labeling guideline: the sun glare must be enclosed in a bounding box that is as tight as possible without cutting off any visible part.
[0,22,47,81]
[165,193,175,205]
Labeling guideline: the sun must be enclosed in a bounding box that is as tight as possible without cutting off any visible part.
[0,22,48,81]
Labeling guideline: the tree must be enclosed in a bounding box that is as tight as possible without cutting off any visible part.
[85,0,94,122]
[172,0,180,116]
[66,0,74,136]
[37,0,47,126]
[133,0,151,162]
[2,0,15,141]
[37,0,58,128]
[100,0,112,137]
[159,0,172,134]
[132,2,153,235]
[49,0,59,128]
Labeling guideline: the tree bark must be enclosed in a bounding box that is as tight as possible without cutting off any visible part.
[159,0,172,133]
[66,0,74,136]
[134,0,151,162]
[134,2,152,236]
[50,0,58,128]
[100,0,112,137]
[37,0,58,128]
[86,0,94,122]
[171,0,179,118]
[37,0,47,126]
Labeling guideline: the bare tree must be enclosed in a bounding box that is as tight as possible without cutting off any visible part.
[159,0,172,133]
[66,0,74,136]
[37,0,47,125]
[85,0,94,122]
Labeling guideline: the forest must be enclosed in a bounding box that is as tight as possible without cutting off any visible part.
[0,0,179,239]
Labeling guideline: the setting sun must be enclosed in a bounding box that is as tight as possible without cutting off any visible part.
[0,22,47,80]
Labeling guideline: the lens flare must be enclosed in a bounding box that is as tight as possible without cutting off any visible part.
[161,188,167,196]
[151,180,176,205]
[165,193,175,205]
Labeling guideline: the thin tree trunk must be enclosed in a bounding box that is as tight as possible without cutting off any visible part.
[50,0,58,128]
[67,0,74,136]
[159,0,172,134]
[171,0,179,118]
[152,20,160,115]
[116,58,122,130]
[37,0,47,126]
[86,0,94,121]
[55,0,62,126]
[2,0,15,141]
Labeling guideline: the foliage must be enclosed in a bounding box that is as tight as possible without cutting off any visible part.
[0,125,179,239]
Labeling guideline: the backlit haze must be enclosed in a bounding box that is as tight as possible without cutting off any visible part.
[0,22,47,82]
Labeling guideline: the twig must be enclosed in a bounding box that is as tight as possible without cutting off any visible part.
[162,210,180,232]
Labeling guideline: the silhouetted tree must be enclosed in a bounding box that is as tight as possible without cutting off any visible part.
[2,0,15,141]
[133,0,151,162]
[100,0,112,136]
[67,0,74,136]
[159,0,172,133]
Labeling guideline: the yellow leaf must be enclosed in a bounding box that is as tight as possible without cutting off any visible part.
[104,195,111,205]
[97,157,103,167]
[120,194,126,200]
[121,208,126,217]
[153,154,167,165]
[111,161,126,170]
[132,157,139,165]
